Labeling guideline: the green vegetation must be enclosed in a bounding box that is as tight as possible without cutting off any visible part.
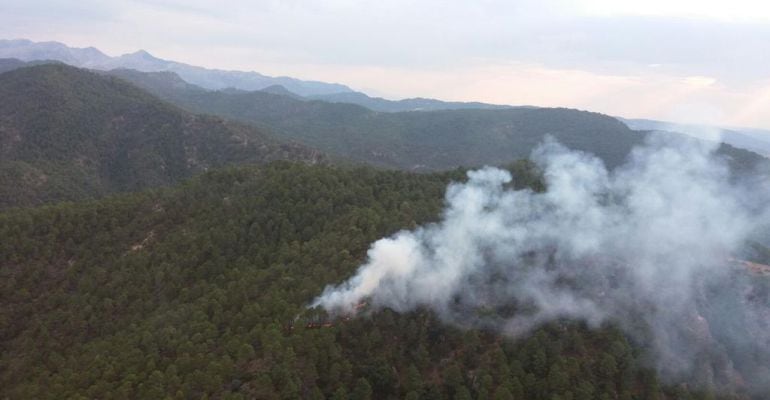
[0,161,745,399]
[1,62,764,211]
[0,60,766,400]
[0,58,51,74]
[0,64,322,209]
[110,68,643,170]
[112,68,770,176]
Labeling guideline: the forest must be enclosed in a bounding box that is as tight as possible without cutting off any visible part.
[1,161,757,400]
[0,64,322,209]
[1,59,769,400]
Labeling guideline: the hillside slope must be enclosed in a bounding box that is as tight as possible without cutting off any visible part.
[2,161,755,400]
[0,64,322,209]
[110,69,642,169]
[111,68,769,175]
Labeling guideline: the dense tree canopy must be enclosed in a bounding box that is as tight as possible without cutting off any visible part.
[112,67,770,176]
[0,161,754,399]
[0,64,322,209]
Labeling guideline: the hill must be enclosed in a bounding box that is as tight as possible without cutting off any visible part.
[0,64,323,209]
[1,62,765,211]
[111,68,770,175]
[259,84,305,99]
[2,60,765,178]
[1,160,752,400]
[109,69,641,169]
[307,91,516,112]
[0,58,60,74]
[0,39,352,96]
[621,118,770,157]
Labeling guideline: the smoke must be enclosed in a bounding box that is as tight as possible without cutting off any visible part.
[312,133,770,393]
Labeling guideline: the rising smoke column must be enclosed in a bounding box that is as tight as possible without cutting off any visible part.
[312,134,770,393]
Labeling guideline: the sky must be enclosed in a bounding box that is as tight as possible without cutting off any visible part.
[3,0,770,129]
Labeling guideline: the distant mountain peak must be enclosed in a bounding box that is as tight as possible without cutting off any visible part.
[121,49,161,62]
[0,38,110,66]
[0,39,353,96]
[127,49,153,58]
[259,84,302,98]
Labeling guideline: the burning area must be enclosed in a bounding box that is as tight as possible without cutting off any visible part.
[312,134,770,394]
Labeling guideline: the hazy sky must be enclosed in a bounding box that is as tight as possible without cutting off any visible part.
[4,0,770,129]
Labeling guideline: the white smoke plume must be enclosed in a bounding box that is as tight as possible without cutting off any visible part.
[312,134,770,392]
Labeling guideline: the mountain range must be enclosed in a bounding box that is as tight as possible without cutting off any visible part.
[4,38,770,149]
[107,67,769,174]
[0,39,523,112]
[0,39,351,96]
[2,58,769,209]
[306,91,515,112]
[2,57,769,211]
[5,38,769,156]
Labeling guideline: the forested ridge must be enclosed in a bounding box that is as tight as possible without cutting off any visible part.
[0,161,753,400]
[107,67,646,170]
[109,67,770,176]
[0,64,322,210]
[1,61,765,213]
